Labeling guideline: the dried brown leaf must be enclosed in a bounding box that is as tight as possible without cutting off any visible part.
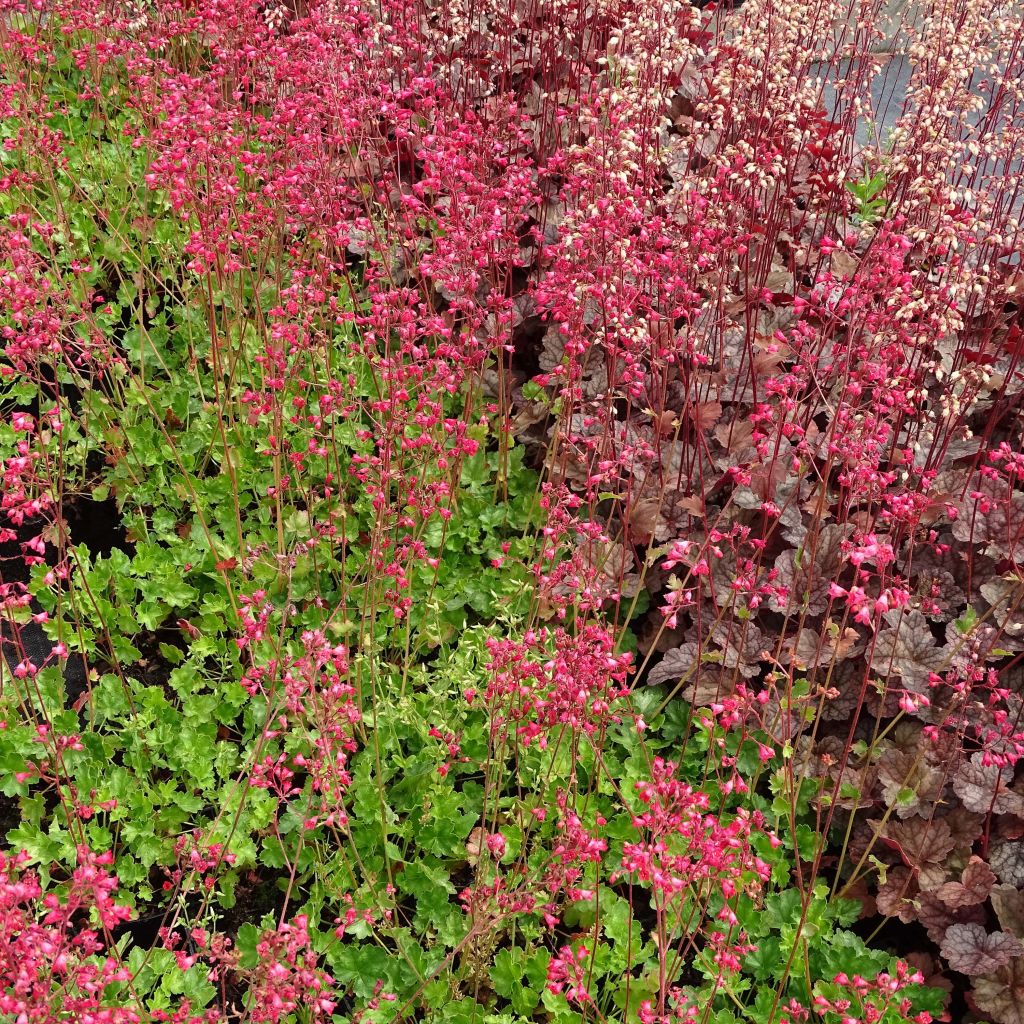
[687,400,722,432]
[713,415,755,455]
[628,497,663,546]
[782,624,864,669]
[764,268,795,295]
[680,669,736,707]
[830,249,860,278]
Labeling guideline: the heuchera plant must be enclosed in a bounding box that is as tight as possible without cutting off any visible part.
[0,0,1022,1022]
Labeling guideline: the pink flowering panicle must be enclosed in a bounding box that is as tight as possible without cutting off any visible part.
[0,847,135,1023]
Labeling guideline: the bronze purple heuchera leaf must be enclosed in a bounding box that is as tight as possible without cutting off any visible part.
[918,892,987,944]
[709,620,767,678]
[954,755,1024,817]
[876,865,918,923]
[990,841,1024,888]
[646,643,699,686]
[914,568,967,622]
[973,960,1024,1024]
[876,730,947,818]
[870,610,948,693]
[953,476,1024,561]
[942,807,987,849]
[940,923,1024,975]
[883,816,956,870]
[768,522,852,616]
[992,884,1024,938]
[934,857,996,908]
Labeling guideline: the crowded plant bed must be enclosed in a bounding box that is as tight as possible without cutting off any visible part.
[1,0,1022,1022]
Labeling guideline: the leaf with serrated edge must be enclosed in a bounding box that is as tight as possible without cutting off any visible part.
[940,923,1023,975]
[991,841,1024,887]
[974,960,1024,1024]
[935,857,995,908]
[954,755,1024,816]
[992,884,1024,938]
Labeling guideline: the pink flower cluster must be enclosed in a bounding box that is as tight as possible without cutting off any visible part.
[617,757,773,901]
[484,624,632,749]
[0,847,135,1024]
[245,915,336,1023]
